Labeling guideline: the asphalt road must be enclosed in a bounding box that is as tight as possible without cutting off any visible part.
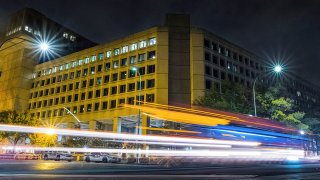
[1,160,320,179]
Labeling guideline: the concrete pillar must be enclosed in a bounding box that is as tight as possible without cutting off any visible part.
[141,115,150,135]
[112,116,121,133]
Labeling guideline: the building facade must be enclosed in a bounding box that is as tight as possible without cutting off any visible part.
[1,9,319,134]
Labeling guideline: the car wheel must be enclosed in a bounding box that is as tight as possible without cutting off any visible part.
[102,157,108,163]
[85,156,90,162]
[56,155,60,161]
[44,155,48,160]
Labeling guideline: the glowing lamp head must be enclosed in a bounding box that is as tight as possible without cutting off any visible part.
[299,130,305,135]
[39,42,49,51]
[274,65,282,73]
[131,67,137,71]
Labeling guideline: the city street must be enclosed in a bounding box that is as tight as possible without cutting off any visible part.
[1,160,320,179]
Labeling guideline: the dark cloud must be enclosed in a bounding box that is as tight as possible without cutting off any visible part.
[1,0,320,86]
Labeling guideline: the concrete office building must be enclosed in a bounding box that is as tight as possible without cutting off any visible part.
[1,8,319,134]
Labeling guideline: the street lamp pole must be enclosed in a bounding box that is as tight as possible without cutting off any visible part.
[252,65,283,117]
[131,67,142,164]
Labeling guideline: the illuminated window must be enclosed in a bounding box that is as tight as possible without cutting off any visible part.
[147,51,156,59]
[71,61,77,68]
[148,37,156,46]
[139,40,147,48]
[122,46,128,53]
[130,43,137,51]
[129,56,136,64]
[78,59,83,65]
[114,48,120,55]
[138,53,145,62]
[98,53,104,60]
[91,55,96,62]
[113,60,119,68]
[106,51,112,58]
[84,57,90,64]
[59,65,64,71]
[65,63,69,70]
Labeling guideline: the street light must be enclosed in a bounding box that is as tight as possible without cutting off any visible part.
[253,65,283,117]
[131,66,142,164]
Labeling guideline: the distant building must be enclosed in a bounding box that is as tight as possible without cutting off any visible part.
[0,9,319,133]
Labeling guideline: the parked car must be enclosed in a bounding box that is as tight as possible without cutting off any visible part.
[43,151,73,162]
[84,152,121,163]
[14,152,40,160]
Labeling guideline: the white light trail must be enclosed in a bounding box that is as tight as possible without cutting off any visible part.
[0,124,261,147]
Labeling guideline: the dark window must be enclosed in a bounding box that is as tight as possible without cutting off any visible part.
[111,86,117,95]
[89,79,94,86]
[97,64,102,72]
[82,80,87,88]
[212,42,218,51]
[75,82,80,89]
[233,52,238,60]
[139,67,145,75]
[63,74,68,81]
[138,53,145,62]
[103,88,108,96]
[50,88,54,94]
[62,85,67,92]
[52,77,56,83]
[96,89,101,97]
[57,75,62,82]
[102,101,108,110]
[228,74,233,81]
[221,71,226,80]
[205,52,211,61]
[147,79,155,88]
[83,68,88,76]
[69,83,73,91]
[110,100,116,109]
[147,65,155,74]
[130,56,136,64]
[73,106,77,114]
[94,103,100,111]
[87,104,92,112]
[128,83,135,92]
[118,98,125,105]
[74,94,79,101]
[46,78,50,85]
[105,62,111,70]
[112,73,118,81]
[120,71,126,80]
[239,55,243,62]
[240,66,244,74]
[220,58,225,67]
[137,81,145,90]
[205,65,212,76]
[45,89,49,96]
[67,95,72,102]
[119,85,126,93]
[88,91,93,99]
[56,87,61,93]
[76,70,81,78]
[104,75,110,83]
[96,77,102,85]
[204,39,210,48]
[136,95,144,105]
[146,94,155,102]
[147,51,156,59]
[213,69,219,78]
[41,80,45,86]
[121,58,127,66]
[128,97,134,105]
[80,105,84,113]
[61,97,65,104]
[205,80,212,89]
[81,92,85,100]
[128,70,136,78]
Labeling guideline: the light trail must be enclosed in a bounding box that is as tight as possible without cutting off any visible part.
[0,124,260,146]
[1,146,304,159]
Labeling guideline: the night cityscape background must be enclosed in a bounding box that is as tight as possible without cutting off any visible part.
[0,0,320,179]
[1,0,320,86]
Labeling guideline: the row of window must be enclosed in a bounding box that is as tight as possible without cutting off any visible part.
[31,94,155,118]
[205,65,257,79]
[36,42,156,77]
[30,79,155,100]
[204,39,263,70]
[32,64,156,88]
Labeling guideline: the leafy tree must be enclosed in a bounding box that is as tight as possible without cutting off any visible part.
[28,134,57,147]
[195,81,252,114]
[0,111,39,147]
[256,85,308,130]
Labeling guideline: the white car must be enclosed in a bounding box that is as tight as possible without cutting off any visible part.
[84,152,120,163]
[43,151,73,162]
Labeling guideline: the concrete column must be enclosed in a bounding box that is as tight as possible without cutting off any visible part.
[112,116,121,133]
[141,115,150,135]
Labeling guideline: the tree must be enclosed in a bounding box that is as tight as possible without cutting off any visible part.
[256,85,308,130]
[195,81,252,114]
[28,134,57,147]
[0,111,39,147]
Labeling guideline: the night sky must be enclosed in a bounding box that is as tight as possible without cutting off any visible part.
[1,0,320,86]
